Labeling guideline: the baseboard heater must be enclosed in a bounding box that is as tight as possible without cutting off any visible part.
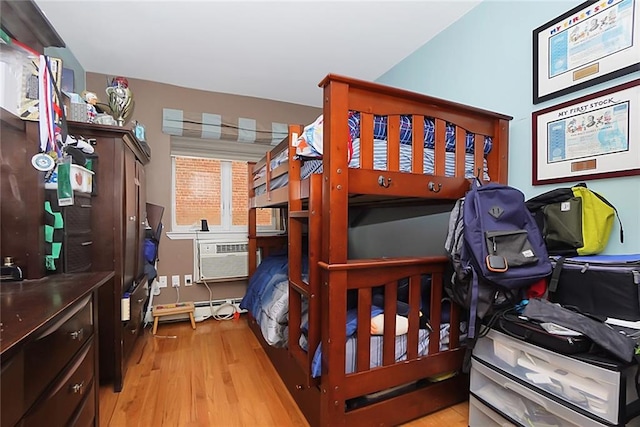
[146,298,247,325]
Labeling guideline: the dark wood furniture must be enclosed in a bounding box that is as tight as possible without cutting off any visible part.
[247,75,512,426]
[0,0,63,280]
[0,272,114,427]
[1,0,149,395]
[67,122,150,392]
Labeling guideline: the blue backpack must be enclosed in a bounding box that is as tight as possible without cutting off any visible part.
[445,180,552,339]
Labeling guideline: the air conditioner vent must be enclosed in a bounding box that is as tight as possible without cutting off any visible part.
[216,243,248,254]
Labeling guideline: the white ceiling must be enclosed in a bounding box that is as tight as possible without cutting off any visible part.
[34,0,480,107]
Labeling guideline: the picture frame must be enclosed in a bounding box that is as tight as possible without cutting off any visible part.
[532,79,639,185]
[533,0,639,104]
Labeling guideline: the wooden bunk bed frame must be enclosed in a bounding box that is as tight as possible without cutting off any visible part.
[247,74,512,427]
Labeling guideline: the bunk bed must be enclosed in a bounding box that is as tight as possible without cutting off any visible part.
[244,74,512,427]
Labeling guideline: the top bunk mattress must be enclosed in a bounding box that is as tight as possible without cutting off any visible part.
[254,139,490,196]
[253,112,493,196]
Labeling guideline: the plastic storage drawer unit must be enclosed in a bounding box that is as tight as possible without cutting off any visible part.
[473,328,638,425]
[471,359,608,427]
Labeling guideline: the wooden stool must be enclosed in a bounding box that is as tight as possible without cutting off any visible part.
[152,302,196,335]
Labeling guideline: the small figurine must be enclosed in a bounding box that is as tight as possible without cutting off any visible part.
[82,91,99,123]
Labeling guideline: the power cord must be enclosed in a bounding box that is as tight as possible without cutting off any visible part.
[201,279,238,321]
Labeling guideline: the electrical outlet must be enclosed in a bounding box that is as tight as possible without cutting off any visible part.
[184,274,193,286]
[172,275,180,287]
[158,276,167,288]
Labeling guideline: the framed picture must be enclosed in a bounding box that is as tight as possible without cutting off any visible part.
[532,79,639,185]
[533,0,640,104]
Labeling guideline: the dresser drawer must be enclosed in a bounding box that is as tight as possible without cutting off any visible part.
[469,395,515,427]
[67,380,96,427]
[473,328,637,424]
[1,350,24,427]
[471,358,606,427]
[22,339,95,427]
[24,295,93,408]
[122,278,147,360]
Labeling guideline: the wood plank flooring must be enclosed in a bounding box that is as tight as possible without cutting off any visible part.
[99,316,470,427]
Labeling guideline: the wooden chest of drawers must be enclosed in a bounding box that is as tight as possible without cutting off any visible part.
[0,272,113,427]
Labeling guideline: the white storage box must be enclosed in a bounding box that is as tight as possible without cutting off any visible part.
[473,328,638,425]
[471,359,607,427]
[45,164,94,194]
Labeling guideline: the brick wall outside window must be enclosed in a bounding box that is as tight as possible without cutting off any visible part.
[175,157,272,228]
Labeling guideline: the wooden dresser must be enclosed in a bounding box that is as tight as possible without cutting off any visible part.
[1,0,151,394]
[0,272,114,427]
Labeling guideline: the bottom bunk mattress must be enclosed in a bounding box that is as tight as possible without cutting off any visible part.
[240,254,466,377]
[254,138,490,196]
[300,323,461,378]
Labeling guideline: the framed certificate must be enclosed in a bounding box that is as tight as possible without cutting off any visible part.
[533,0,639,104]
[532,79,639,185]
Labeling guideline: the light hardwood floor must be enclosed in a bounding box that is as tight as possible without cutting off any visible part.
[99,316,470,427]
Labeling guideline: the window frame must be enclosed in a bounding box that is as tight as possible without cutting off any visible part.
[168,136,278,239]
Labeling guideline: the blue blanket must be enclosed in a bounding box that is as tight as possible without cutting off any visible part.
[240,254,291,346]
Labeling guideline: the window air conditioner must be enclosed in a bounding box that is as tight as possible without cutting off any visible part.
[197,242,249,281]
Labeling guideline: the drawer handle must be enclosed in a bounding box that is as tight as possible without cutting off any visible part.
[137,298,145,304]
[129,216,136,221]
[80,204,91,208]
[81,241,93,246]
[130,328,138,335]
[70,329,84,340]
[71,381,85,394]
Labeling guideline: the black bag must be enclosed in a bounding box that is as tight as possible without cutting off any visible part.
[549,254,640,321]
[497,311,592,354]
[523,298,637,363]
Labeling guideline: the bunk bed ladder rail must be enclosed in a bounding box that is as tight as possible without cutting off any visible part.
[288,127,322,387]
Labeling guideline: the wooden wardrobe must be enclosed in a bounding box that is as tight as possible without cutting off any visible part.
[68,123,150,392]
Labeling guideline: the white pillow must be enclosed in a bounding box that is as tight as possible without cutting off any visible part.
[370,314,409,336]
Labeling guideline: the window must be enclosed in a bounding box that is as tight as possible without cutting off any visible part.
[170,137,278,235]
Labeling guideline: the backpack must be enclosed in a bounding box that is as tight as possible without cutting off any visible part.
[525,183,623,256]
[445,180,553,340]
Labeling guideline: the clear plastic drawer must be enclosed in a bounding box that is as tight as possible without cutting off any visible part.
[471,358,606,427]
[472,328,637,424]
[469,395,515,427]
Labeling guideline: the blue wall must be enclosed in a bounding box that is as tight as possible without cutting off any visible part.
[378,0,639,254]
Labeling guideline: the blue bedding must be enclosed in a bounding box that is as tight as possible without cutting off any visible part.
[347,112,492,155]
[240,253,293,347]
[241,254,461,378]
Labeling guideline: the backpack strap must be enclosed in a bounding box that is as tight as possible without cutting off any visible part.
[549,256,565,293]
[635,353,640,403]
[468,270,479,338]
